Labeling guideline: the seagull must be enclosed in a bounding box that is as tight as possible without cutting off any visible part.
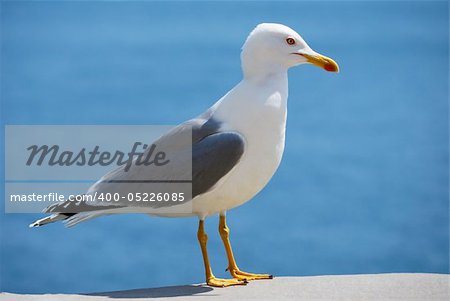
[30,23,339,287]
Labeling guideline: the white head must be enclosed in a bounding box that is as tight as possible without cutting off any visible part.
[241,23,339,78]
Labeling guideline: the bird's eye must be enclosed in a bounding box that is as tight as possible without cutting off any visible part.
[286,37,296,45]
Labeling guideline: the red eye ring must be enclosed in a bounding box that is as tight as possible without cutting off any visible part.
[286,37,296,45]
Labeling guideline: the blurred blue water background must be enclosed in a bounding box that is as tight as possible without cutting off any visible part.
[0,1,448,294]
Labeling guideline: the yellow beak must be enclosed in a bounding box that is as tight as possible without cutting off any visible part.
[301,53,339,72]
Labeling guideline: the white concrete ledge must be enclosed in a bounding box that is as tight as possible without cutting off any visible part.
[1,273,449,301]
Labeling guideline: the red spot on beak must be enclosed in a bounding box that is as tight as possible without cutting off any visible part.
[324,63,338,72]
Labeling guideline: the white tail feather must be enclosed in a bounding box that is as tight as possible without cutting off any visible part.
[29,214,68,228]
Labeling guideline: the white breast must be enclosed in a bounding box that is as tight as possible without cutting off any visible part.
[192,72,288,217]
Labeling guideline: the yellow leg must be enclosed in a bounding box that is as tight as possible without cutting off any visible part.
[219,214,273,281]
[197,219,247,287]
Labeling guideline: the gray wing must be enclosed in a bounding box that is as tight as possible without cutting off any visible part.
[45,116,245,214]
[192,131,244,197]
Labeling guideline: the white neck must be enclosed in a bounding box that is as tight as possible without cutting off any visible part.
[242,69,289,105]
[242,61,288,81]
[241,48,289,81]
[213,68,288,132]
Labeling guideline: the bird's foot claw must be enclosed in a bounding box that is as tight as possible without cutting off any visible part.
[230,268,273,281]
[206,276,248,287]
